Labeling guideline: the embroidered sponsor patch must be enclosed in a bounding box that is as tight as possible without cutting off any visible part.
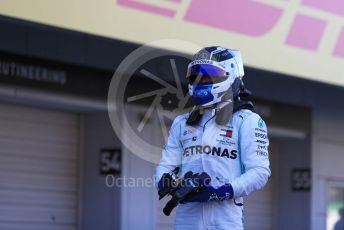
[220,129,233,138]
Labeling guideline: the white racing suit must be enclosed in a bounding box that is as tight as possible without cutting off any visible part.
[156,109,271,230]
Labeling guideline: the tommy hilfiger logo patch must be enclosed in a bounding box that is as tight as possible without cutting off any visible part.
[220,129,233,138]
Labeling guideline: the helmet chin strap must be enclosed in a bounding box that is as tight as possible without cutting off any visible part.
[186,78,254,126]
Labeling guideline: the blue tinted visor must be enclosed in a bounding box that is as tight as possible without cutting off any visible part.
[186,64,229,84]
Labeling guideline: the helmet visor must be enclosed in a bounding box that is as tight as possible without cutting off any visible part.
[186,64,229,85]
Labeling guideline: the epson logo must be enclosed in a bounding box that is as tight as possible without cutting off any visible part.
[255,133,267,139]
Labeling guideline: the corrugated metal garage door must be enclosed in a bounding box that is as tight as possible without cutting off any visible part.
[0,103,79,230]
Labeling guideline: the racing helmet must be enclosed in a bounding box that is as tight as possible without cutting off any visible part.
[186,46,244,107]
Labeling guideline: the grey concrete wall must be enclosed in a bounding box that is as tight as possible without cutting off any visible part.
[81,112,121,230]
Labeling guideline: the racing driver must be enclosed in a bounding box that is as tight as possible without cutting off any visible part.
[156,46,271,230]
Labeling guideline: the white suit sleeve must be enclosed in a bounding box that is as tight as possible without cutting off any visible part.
[231,113,271,198]
[155,116,183,187]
